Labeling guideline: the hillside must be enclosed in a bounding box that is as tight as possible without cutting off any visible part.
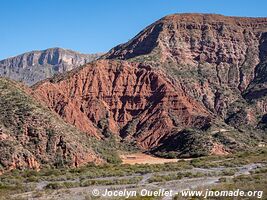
[0,78,122,173]
[0,48,103,85]
[104,13,267,143]
[33,60,212,149]
[33,59,264,158]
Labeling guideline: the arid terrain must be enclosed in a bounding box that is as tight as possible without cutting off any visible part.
[0,13,267,200]
[1,148,266,200]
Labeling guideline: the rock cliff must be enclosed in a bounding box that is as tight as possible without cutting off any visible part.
[104,13,267,134]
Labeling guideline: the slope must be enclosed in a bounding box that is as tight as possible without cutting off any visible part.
[0,78,120,172]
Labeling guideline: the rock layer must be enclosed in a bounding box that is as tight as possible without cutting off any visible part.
[105,13,267,128]
[34,60,211,149]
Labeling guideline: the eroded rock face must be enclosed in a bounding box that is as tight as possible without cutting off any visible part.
[243,32,267,114]
[0,48,103,85]
[105,14,267,119]
[33,14,267,156]
[34,60,211,149]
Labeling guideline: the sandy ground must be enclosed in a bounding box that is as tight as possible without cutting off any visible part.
[120,153,180,165]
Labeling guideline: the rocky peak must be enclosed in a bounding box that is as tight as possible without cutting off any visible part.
[105,13,267,62]
[0,47,103,85]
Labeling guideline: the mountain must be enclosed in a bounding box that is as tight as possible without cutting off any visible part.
[104,14,267,128]
[0,77,122,173]
[1,14,267,171]
[33,60,212,149]
[0,48,103,85]
[33,14,267,158]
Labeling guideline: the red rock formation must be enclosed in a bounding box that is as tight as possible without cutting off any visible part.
[105,14,267,118]
[3,14,267,171]
[34,60,211,149]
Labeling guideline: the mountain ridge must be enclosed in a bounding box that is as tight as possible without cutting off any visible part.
[0,47,103,85]
[104,13,267,121]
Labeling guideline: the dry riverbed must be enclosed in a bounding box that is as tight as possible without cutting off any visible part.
[2,148,266,200]
[11,163,265,200]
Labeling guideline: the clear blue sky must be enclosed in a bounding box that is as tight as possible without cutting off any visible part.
[0,0,266,60]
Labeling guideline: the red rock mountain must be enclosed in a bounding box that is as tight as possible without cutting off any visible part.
[106,14,267,108]
[32,14,267,157]
[34,60,211,149]
[3,13,267,171]
[105,14,267,129]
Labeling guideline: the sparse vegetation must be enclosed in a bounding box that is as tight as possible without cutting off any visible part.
[148,172,206,183]
[198,170,267,200]
[0,147,265,199]
[80,177,142,187]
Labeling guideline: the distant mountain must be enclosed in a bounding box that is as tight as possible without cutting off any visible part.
[0,48,103,85]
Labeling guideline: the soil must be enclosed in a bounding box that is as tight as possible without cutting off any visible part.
[120,153,187,165]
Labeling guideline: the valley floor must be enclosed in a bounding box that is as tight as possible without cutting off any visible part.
[0,148,266,200]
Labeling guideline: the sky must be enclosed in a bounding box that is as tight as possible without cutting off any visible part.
[0,0,266,60]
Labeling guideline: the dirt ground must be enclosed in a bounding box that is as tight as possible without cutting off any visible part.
[120,153,180,165]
